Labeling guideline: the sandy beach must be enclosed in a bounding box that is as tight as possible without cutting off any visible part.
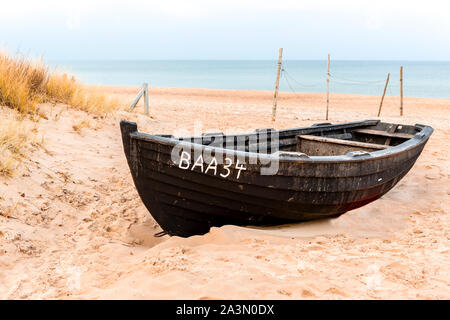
[0,86,448,299]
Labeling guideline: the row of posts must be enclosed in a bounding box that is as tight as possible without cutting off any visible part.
[131,51,405,120]
[272,49,405,121]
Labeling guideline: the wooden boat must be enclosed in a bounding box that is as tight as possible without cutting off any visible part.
[120,119,433,237]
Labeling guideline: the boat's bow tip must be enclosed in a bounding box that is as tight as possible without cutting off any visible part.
[413,123,434,139]
[120,120,138,135]
[120,120,137,129]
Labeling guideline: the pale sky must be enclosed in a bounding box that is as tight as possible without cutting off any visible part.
[1,0,449,60]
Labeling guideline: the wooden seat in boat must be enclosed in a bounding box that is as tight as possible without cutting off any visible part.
[296,134,389,156]
[352,129,414,139]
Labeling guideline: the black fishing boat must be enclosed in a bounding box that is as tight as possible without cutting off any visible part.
[120,119,433,237]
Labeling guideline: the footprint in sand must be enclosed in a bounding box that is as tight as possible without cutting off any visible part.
[301,288,316,298]
[325,287,347,297]
[424,165,443,180]
[127,221,168,247]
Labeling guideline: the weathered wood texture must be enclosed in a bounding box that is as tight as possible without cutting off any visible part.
[400,66,404,116]
[326,54,330,120]
[120,120,433,237]
[378,73,390,117]
[272,48,283,121]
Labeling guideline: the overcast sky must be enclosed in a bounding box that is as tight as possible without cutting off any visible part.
[1,0,449,60]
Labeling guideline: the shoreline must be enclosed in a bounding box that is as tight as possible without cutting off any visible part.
[89,84,450,101]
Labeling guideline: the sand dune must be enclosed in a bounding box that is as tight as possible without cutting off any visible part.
[0,87,448,299]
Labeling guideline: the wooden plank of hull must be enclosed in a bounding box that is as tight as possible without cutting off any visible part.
[142,161,414,217]
[138,152,420,200]
[131,161,414,237]
[120,120,433,237]
[137,144,424,192]
[136,136,426,179]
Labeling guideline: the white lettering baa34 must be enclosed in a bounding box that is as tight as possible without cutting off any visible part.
[178,151,246,179]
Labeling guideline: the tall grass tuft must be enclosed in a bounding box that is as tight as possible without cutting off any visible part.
[0,52,49,114]
[46,73,119,114]
[0,51,119,115]
[0,51,119,175]
[46,73,77,104]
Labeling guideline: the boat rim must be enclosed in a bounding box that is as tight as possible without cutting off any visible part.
[124,120,434,164]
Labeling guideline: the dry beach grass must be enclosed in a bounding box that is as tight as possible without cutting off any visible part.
[0,52,119,175]
[0,82,448,299]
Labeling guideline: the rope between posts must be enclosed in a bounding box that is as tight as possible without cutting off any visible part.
[283,74,304,95]
[281,68,323,88]
[280,65,401,97]
[281,67,387,90]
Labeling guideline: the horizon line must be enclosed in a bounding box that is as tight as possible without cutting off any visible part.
[47,58,450,62]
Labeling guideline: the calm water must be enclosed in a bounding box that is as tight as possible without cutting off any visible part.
[48,60,450,98]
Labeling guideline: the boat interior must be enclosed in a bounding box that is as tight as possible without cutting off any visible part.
[171,120,421,157]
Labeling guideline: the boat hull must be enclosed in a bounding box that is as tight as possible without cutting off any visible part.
[120,120,432,237]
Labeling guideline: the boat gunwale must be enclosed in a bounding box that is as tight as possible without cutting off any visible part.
[125,120,433,164]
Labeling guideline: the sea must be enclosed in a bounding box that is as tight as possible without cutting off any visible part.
[47,60,450,99]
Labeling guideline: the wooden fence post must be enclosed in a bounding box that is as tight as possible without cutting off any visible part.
[143,83,149,116]
[400,66,403,116]
[129,83,149,115]
[272,48,283,121]
[326,54,330,120]
[377,73,390,117]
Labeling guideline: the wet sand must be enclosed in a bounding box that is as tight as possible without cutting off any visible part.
[0,87,448,299]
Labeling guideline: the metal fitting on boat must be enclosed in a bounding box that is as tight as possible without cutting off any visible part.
[346,150,372,158]
[415,132,426,139]
[273,151,310,159]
